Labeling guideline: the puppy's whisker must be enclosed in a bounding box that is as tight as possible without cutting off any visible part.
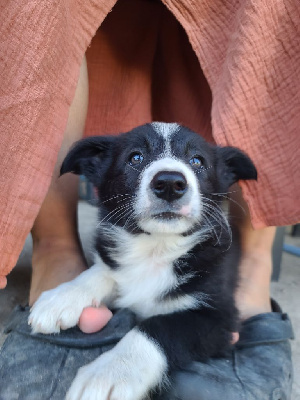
[202,197,231,225]
[97,203,132,227]
[125,216,140,233]
[202,203,228,228]
[203,204,227,224]
[210,193,246,214]
[101,194,133,204]
[113,207,134,227]
[202,202,233,250]
[202,196,227,213]
[203,213,221,245]
[211,190,238,196]
[203,206,225,224]
[108,204,133,224]
[115,197,135,205]
[201,200,232,247]
[200,214,219,245]
[123,211,136,230]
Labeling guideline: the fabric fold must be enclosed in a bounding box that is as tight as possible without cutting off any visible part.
[1,0,299,287]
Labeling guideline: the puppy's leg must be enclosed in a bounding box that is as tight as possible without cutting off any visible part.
[29,264,115,334]
[138,309,235,368]
[66,308,234,400]
[66,328,167,400]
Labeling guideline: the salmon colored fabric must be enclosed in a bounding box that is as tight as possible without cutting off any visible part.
[0,0,299,288]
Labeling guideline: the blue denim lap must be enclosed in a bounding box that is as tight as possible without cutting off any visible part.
[0,304,294,400]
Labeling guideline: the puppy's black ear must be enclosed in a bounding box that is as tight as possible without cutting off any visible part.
[217,146,257,189]
[60,136,115,184]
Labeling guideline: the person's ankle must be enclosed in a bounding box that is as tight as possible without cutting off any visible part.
[30,237,87,305]
[235,251,272,321]
[32,235,85,258]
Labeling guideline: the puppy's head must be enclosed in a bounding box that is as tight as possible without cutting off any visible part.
[61,123,256,234]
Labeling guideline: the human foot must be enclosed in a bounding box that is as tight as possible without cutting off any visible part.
[29,240,87,305]
[78,306,113,333]
[235,251,272,321]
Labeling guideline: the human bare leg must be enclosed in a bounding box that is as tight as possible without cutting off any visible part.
[231,185,274,320]
[29,56,89,305]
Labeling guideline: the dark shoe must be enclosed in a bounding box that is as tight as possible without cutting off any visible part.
[161,300,294,400]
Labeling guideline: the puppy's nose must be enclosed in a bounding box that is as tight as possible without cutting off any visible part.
[151,171,187,201]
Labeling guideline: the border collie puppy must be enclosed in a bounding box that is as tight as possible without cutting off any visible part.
[29,123,257,400]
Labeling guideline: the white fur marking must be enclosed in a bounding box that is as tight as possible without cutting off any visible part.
[151,122,180,155]
[151,122,180,139]
[66,329,167,400]
[29,263,115,334]
[96,227,210,318]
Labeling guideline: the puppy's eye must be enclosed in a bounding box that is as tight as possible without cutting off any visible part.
[189,156,204,168]
[128,152,144,166]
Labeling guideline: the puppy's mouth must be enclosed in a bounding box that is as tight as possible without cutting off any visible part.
[137,206,198,235]
[152,211,183,221]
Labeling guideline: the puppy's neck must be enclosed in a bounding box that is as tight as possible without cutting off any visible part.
[99,224,211,266]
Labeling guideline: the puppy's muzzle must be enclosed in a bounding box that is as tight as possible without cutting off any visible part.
[151,171,188,202]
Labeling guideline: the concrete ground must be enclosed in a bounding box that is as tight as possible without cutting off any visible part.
[0,202,299,398]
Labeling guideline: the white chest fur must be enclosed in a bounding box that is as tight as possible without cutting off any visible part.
[96,227,206,319]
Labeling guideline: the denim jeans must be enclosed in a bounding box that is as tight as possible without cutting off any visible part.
[0,304,294,400]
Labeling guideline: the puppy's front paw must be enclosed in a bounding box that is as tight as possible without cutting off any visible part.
[66,354,138,400]
[29,282,95,334]
[66,329,167,400]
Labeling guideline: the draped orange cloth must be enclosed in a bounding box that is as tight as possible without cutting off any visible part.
[0,0,299,288]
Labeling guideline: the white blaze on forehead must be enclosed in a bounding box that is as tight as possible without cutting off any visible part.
[151,122,180,155]
[151,122,180,138]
